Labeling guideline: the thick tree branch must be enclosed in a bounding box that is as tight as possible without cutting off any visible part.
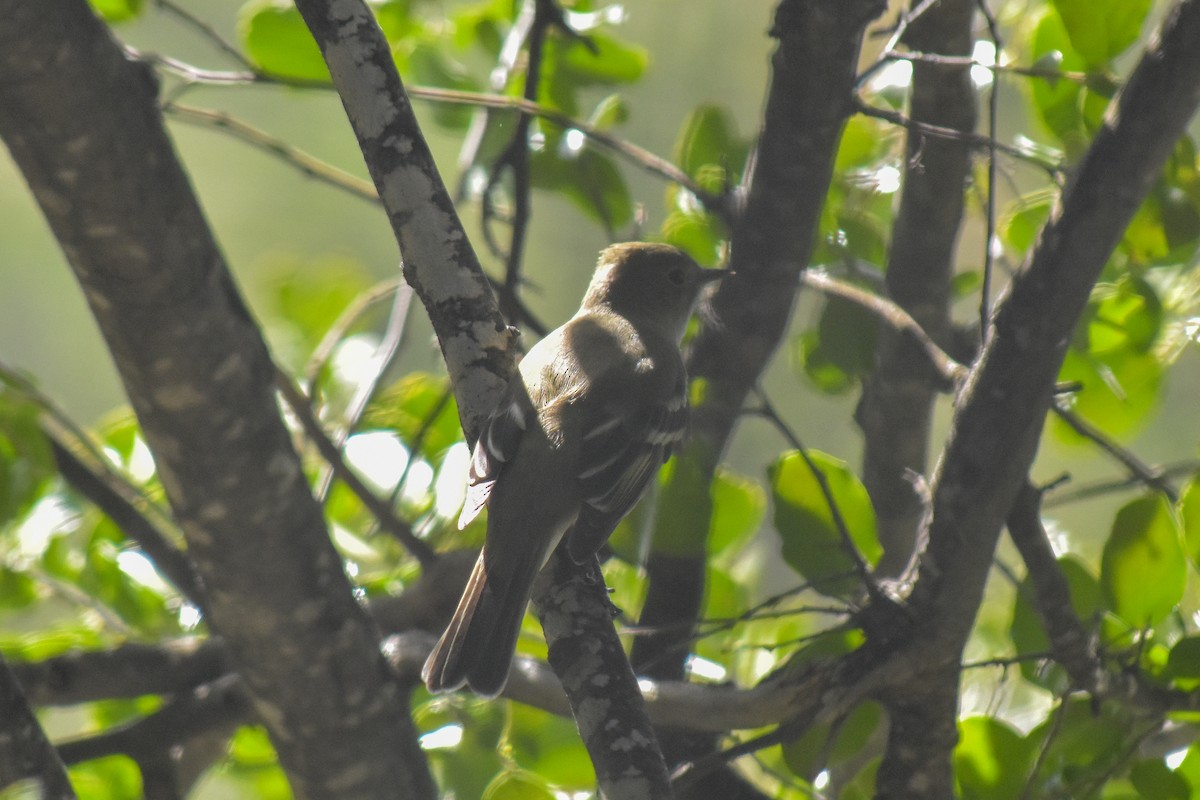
[873,1,1200,794]
[631,3,886,794]
[0,3,433,797]
[858,0,976,578]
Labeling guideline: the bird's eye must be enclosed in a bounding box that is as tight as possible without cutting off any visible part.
[667,267,686,285]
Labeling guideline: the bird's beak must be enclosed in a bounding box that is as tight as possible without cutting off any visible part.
[700,269,734,283]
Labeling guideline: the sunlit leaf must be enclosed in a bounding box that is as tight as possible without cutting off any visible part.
[1029,10,1090,157]
[1051,0,1153,68]
[364,372,461,462]
[1001,191,1054,259]
[88,0,143,22]
[506,705,593,789]
[674,105,749,181]
[708,468,766,557]
[1179,475,1200,570]
[482,770,555,800]
[1164,635,1200,690]
[955,717,1033,800]
[1100,494,1185,627]
[661,207,726,267]
[68,755,142,800]
[1084,277,1162,355]
[239,0,331,83]
[1055,348,1162,440]
[770,450,881,599]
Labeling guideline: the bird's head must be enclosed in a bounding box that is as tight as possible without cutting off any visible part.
[582,242,729,341]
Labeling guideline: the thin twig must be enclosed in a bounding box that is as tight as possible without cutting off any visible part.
[857,0,942,87]
[751,387,883,605]
[1043,460,1200,507]
[977,0,1001,345]
[886,49,1088,84]
[1050,401,1178,501]
[273,367,437,566]
[853,97,1063,176]
[155,0,254,69]
[314,283,416,502]
[802,268,966,388]
[165,103,379,202]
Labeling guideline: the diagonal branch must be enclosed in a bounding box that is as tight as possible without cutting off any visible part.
[872,1,1200,794]
[293,0,514,443]
[0,2,434,796]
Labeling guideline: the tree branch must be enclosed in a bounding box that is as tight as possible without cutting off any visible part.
[0,655,76,798]
[873,1,1200,794]
[0,3,434,796]
[293,0,514,443]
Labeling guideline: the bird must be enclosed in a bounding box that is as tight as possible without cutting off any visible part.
[422,242,729,697]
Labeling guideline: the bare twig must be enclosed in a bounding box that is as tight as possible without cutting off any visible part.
[802,269,966,387]
[977,0,1001,344]
[273,366,436,565]
[165,104,379,202]
[853,97,1063,176]
[1051,401,1178,501]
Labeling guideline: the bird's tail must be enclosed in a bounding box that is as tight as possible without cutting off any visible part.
[421,546,538,698]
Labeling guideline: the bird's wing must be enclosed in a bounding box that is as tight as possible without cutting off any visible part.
[458,388,529,530]
[565,373,688,563]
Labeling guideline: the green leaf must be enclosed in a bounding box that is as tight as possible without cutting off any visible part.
[68,756,142,800]
[815,295,880,381]
[506,705,594,789]
[1028,699,1130,791]
[1084,278,1162,355]
[1179,475,1200,570]
[1029,10,1090,157]
[482,770,555,800]
[674,105,748,181]
[587,94,630,131]
[835,115,891,173]
[552,32,648,86]
[1100,494,1185,627]
[530,143,632,229]
[1051,0,1153,68]
[0,389,55,526]
[408,40,480,129]
[955,717,1033,800]
[708,469,766,557]
[239,0,331,83]
[661,207,726,267]
[1055,348,1162,439]
[792,331,855,395]
[261,255,375,351]
[364,373,461,462]
[1164,635,1200,689]
[769,450,881,599]
[1001,191,1054,259]
[0,567,38,609]
[88,0,143,22]
[1130,758,1189,800]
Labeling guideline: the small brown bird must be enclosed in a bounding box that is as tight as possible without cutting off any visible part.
[422,242,727,697]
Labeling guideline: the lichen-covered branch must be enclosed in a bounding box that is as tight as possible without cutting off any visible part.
[293,0,514,440]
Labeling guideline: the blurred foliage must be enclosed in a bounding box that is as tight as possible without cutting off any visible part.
[6,0,1200,798]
